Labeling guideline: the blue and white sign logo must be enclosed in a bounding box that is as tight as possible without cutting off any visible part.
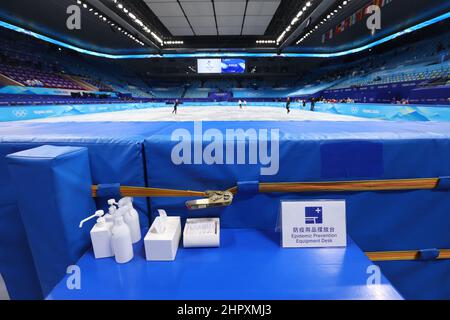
[281,200,347,248]
[305,206,323,224]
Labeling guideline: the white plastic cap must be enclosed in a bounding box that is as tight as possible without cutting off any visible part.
[96,217,106,225]
[118,197,133,207]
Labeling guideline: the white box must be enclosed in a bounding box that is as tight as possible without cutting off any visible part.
[183,218,220,248]
[280,200,347,248]
[144,216,181,261]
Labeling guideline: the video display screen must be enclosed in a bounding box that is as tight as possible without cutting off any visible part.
[197,59,245,74]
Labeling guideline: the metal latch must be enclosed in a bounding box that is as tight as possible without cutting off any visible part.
[186,191,233,210]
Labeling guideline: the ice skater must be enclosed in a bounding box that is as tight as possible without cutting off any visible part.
[310,97,315,111]
[172,99,180,114]
[238,99,243,109]
[302,99,306,109]
[285,96,291,114]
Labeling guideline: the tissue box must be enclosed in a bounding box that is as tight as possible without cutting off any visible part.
[144,216,181,261]
[183,218,220,248]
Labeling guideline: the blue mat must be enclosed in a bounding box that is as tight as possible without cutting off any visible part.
[47,229,403,300]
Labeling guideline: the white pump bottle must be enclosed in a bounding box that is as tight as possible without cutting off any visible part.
[118,197,141,243]
[111,216,133,264]
[79,210,114,259]
[105,199,118,224]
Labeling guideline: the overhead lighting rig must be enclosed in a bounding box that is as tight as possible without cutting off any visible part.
[256,40,277,45]
[76,0,145,46]
[110,0,164,46]
[296,0,351,44]
[164,41,184,45]
[276,1,313,45]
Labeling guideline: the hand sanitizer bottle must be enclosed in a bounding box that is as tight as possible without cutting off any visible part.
[90,217,114,259]
[118,197,141,243]
[111,216,133,264]
[79,210,114,259]
[105,199,118,224]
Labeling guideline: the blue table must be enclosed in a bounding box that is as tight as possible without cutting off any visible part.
[47,229,402,300]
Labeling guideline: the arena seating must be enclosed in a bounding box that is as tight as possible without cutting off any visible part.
[0,25,448,106]
[0,94,119,106]
[0,64,85,90]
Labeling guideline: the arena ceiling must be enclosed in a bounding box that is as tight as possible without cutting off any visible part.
[143,0,282,36]
[0,0,448,55]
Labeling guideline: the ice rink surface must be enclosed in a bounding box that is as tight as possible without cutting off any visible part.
[26,106,371,122]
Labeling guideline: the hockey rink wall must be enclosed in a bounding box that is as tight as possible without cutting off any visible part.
[2,102,450,122]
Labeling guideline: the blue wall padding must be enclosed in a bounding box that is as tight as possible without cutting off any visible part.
[142,121,450,299]
[237,181,259,200]
[376,260,450,300]
[436,176,450,190]
[320,141,384,179]
[418,249,440,261]
[7,145,97,296]
[96,183,121,198]
[0,122,150,299]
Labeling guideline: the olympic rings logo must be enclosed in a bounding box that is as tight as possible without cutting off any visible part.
[12,109,28,118]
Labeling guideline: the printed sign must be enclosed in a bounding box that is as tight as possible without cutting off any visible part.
[280,200,347,248]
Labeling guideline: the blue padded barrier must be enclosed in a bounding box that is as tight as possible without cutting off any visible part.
[236,181,259,200]
[96,183,121,198]
[143,120,450,299]
[436,176,450,190]
[2,102,450,122]
[0,122,151,299]
[7,145,96,296]
[418,249,440,261]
